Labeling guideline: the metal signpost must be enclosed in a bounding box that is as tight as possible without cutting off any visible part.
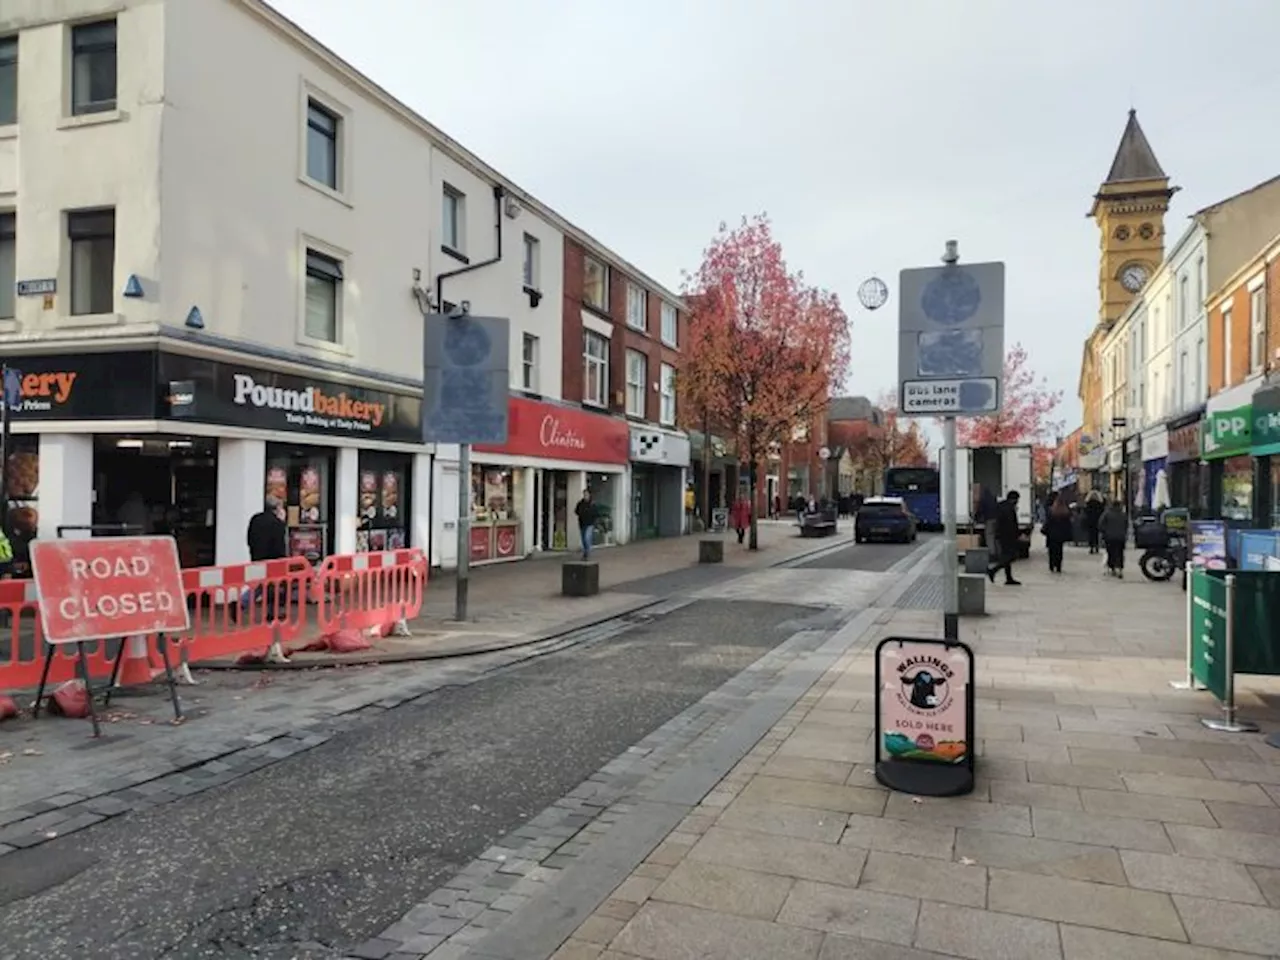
[421,310,511,622]
[898,243,1005,640]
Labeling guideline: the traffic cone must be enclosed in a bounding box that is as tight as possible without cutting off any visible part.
[115,635,160,687]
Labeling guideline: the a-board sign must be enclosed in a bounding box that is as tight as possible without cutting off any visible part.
[874,636,976,797]
[29,536,191,644]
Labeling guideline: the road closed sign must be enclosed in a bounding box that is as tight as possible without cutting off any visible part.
[30,536,190,644]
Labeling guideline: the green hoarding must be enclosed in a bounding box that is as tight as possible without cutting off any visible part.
[1201,405,1252,460]
[1190,571,1229,700]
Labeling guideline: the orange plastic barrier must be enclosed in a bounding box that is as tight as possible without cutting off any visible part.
[0,579,118,690]
[312,548,427,640]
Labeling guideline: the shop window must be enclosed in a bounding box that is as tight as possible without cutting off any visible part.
[1221,456,1253,522]
[304,249,343,342]
[0,36,15,126]
[355,453,410,551]
[68,208,115,316]
[625,349,647,417]
[266,446,335,563]
[0,211,14,320]
[470,465,524,562]
[583,330,608,406]
[583,255,608,311]
[70,19,117,116]
[522,333,539,392]
[4,435,39,577]
[660,362,676,425]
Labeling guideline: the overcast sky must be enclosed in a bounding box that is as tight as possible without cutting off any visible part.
[271,0,1280,432]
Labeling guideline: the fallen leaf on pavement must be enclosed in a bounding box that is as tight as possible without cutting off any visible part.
[21,748,41,756]
[44,831,57,839]
[959,857,977,866]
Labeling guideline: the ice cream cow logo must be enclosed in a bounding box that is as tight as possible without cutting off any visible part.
[881,646,968,764]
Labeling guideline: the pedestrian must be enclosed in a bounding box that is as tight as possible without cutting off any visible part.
[1100,499,1129,578]
[730,495,751,545]
[974,483,998,549]
[986,490,1022,586]
[1043,494,1073,574]
[773,494,782,520]
[246,495,288,619]
[1083,490,1104,554]
[575,488,598,560]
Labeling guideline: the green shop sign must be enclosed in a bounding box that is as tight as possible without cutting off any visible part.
[1251,385,1280,456]
[1202,405,1252,460]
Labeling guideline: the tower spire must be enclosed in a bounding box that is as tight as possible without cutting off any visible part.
[1104,109,1166,184]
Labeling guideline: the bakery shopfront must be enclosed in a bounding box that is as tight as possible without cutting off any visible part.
[1,345,424,572]
[455,395,630,565]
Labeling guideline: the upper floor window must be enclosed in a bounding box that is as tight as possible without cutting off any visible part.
[660,302,678,347]
[1222,307,1233,385]
[522,333,538,392]
[625,349,647,417]
[1178,349,1188,409]
[68,208,115,316]
[583,330,608,406]
[522,233,540,290]
[0,213,14,320]
[660,363,676,425]
[305,100,340,190]
[1197,257,1205,307]
[583,255,608,311]
[0,37,16,126]
[1251,285,1266,374]
[626,283,647,330]
[442,185,465,254]
[1178,275,1189,330]
[71,20,117,116]
[304,249,343,343]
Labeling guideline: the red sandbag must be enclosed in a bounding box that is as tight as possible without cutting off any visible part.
[0,695,18,720]
[50,680,91,719]
[325,629,372,653]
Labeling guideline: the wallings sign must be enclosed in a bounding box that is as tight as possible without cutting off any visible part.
[159,354,422,443]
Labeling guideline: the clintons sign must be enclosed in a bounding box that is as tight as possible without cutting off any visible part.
[475,396,629,465]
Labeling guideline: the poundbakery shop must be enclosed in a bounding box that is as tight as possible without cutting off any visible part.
[2,343,425,576]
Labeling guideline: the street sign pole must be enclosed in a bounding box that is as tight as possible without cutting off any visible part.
[457,441,471,621]
[940,242,960,642]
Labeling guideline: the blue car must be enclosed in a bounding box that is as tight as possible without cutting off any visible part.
[855,497,918,544]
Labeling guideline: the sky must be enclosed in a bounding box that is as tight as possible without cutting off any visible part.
[269,0,1280,434]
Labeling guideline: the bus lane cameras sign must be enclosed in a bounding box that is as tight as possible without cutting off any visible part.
[30,537,191,644]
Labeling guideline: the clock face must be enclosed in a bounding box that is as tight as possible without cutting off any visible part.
[1120,264,1149,293]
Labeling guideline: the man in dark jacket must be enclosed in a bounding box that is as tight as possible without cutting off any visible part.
[574,489,599,560]
[246,496,288,620]
[986,490,1022,586]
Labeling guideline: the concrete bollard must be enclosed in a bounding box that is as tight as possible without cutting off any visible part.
[963,547,989,575]
[957,573,986,616]
[562,561,600,597]
[698,538,725,564]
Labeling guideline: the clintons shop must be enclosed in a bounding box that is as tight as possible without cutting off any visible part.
[434,396,631,568]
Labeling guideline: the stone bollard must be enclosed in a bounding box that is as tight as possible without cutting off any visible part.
[957,573,986,616]
[562,561,600,597]
[962,547,989,575]
[698,538,725,564]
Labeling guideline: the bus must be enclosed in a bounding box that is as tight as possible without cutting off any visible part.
[884,466,941,530]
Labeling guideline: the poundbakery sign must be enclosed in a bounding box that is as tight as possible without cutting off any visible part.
[160,354,422,444]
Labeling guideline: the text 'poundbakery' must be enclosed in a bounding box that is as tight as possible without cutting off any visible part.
[232,373,385,427]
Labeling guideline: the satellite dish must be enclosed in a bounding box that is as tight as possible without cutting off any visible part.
[857,277,889,311]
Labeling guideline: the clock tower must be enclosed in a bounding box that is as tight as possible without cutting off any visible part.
[1089,110,1177,326]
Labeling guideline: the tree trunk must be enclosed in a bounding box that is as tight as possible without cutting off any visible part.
[748,456,760,550]
[701,405,711,532]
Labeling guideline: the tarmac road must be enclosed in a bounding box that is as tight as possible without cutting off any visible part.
[0,540,920,959]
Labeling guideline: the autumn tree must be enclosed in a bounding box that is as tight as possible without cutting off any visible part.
[954,343,1063,447]
[681,215,851,549]
[850,389,931,480]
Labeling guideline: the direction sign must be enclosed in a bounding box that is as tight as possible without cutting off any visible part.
[30,536,190,644]
[898,262,1005,417]
[422,313,511,445]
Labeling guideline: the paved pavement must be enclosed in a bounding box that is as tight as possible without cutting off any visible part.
[396,543,1280,960]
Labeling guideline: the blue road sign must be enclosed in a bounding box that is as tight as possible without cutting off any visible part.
[422,314,511,445]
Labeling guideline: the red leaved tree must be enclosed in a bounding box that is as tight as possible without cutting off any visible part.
[681,215,851,549]
[954,343,1063,447]
[851,389,931,477]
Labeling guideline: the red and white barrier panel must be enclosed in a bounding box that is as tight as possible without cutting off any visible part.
[311,548,426,649]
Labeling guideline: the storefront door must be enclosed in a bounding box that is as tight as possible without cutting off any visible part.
[632,468,659,540]
[540,470,570,551]
[356,451,412,551]
[266,443,338,563]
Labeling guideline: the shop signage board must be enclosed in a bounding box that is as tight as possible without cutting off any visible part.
[1189,571,1229,701]
[874,636,975,797]
[421,313,511,445]
[29,536,189,644]
[1190,520,1228,569]
[897,262,1005,417]
[1201,405,1252,459]
[1251,384,1280,456]
[0,351,156,419]
[474,395,630,465]
[1239,531,1280,570]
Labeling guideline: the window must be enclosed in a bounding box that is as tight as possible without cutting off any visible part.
[522,233,539,289]
[1223,307,1233,384]
[71,20,117,116]
[583,255,608,311]
[442,185,464,253]
[1179,275,1189,330]
[304,249,343,342]
[0,213,13,320]
[521,333,538,392]
[1197,257,1205,307]
[1196,337,1205,400]
[68,209,115,316]
[305,100,340,190]
[625,349,647,417]
[1251,286,1266,373]
[0,36,15,126]
[626,283,646,330]
[661,302,678,346]
[1179,349,1188,409]
[659,362,676,425]
[583,330,608,406]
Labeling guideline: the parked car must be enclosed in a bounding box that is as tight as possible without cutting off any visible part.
[854,497,918,544]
